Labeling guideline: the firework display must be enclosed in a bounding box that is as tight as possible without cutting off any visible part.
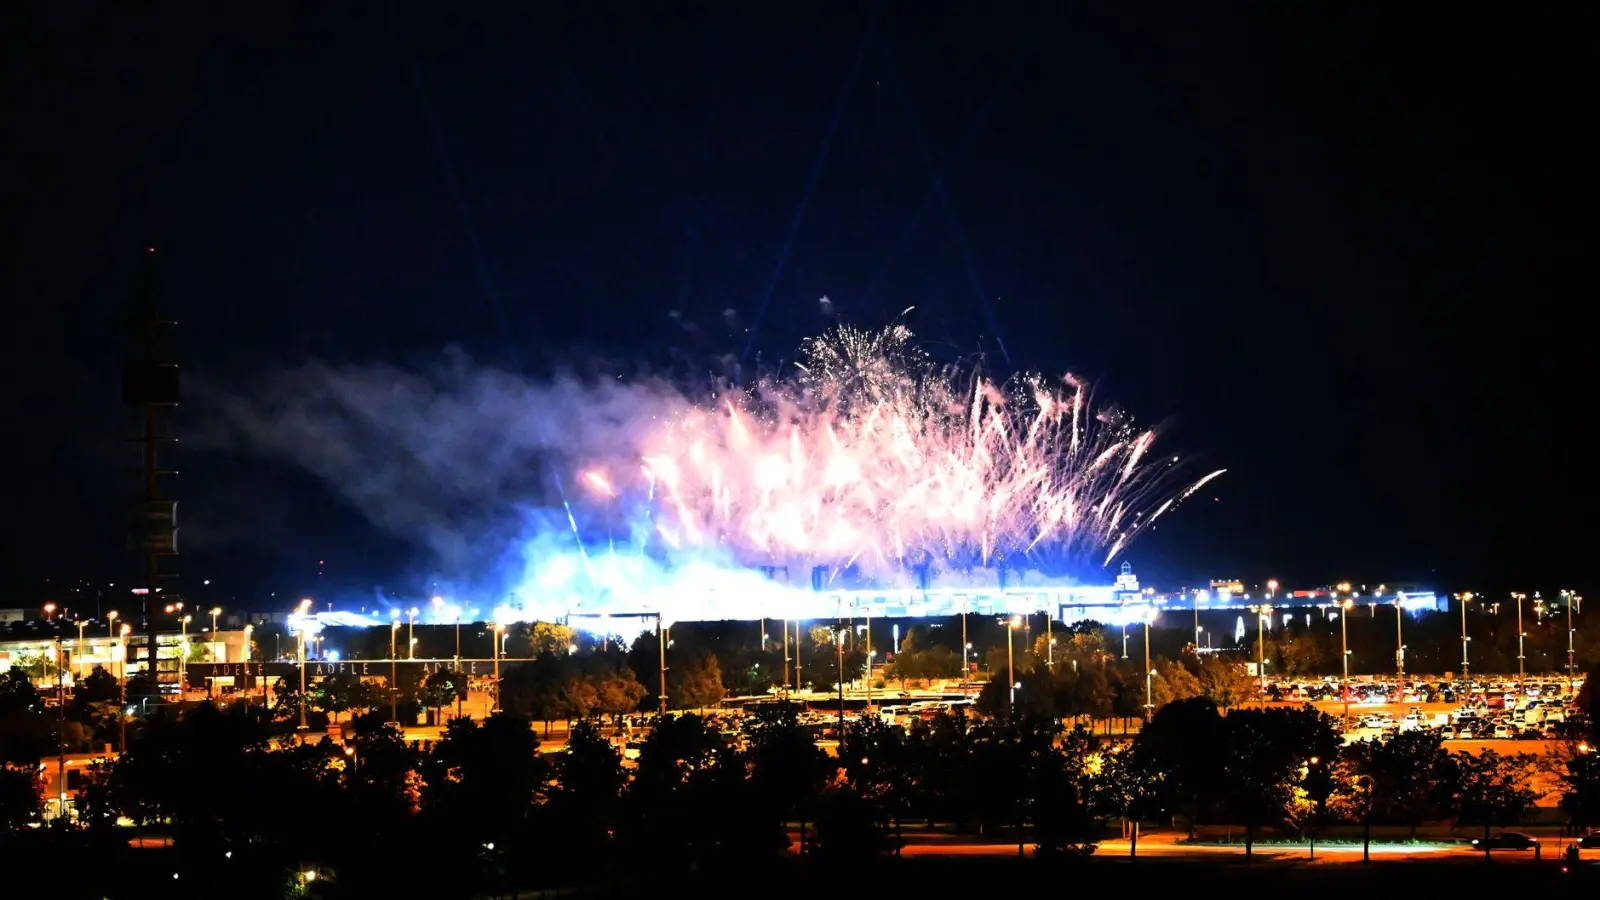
[581,324,1223,587]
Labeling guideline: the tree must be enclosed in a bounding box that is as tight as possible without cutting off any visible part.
[0,764,43,832]
[1097,744,1161,857]
[314,672,375,724]
[839,717,920,851]
[669,650,725,710]
[1029,725,1104,857]
[550,718,625,857]
[743,703,836,854]
[420,668,467,724]
[1218,706,1341,858]
[1452,750,1538,860]
[501,655,575,736]
[1560,748,1600,832]
[587,662,648,725]
[1147,657,1202,709]
[623,713,727,869]
[1131,697,1226,832]
[0,668,51,766]
[1193,656,1256,710]
[422,712,549,847]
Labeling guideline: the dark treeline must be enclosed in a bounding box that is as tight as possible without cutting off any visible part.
[2,663,1599,898]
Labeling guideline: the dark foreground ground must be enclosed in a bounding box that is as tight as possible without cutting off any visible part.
[9,848,1596,900]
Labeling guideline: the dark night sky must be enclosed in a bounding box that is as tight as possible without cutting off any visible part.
[4,3,1589,606]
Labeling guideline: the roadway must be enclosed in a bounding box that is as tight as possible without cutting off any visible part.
[847,829,1596,864]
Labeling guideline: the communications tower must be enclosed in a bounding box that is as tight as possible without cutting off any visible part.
[122,249,180,693]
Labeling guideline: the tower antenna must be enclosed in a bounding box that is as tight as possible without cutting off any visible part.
[122,248,180,697]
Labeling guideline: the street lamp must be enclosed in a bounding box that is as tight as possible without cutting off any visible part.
[209,607,222,662]
[1562,589,1577,696]
[1457,592,1474,687]
[1393,599,1405,681]
[448,605,463,663]
[1006,615,1021,717]
[242,624,257,706]
[118,623,131,752]
[1512,591,1527,688]
[1340,599,1352,725]
[961,609,969,693]
[407,607,419,660]
[1266,578,1279,599]
[296,626,308,733]
[389,618,401,722]
[1248,604,1271,699]
[43,602,56,621]
[1143,608,1155,721]
[492,623,507,712]
[74,618,87,681]
[179,614,191,696]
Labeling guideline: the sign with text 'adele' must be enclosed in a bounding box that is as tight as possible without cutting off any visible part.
[185,659,519,688]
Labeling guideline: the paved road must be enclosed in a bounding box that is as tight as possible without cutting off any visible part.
[863,830,1594,864]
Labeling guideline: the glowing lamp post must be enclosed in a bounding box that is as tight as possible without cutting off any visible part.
[1511,592,1526,688]
[492,623,507,713]
[1006,615,1022,717]
[118,622,131,752]
[389,616,401,722]
[407,607,419,660]
[1340,599,1352,725]
[1457,592,1474,687]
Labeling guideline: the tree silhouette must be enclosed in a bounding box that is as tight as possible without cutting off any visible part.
[1452,750,1538,859]
[549,718,625,864]
[743,703,835,854]
[669,650,726,710]
[1132,697,1226,833]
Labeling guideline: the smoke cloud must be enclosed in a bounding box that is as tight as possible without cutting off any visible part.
[206,349,693,583]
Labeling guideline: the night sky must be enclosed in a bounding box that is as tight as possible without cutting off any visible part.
[6,4,1588,606]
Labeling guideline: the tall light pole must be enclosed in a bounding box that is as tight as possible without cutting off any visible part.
[1248,604,1270,699]
[389,619,400,722]
[75,619,87,682]
[1393,600,1405,681]
[1563,589,1577,696]
[864,610,873,712]
[794,620,803,694]
[1046,614,1054,671]
[492,623,506,713]
[1143,609,1154,721]
[1266,578,1279,600]
[961,611,969,693]
[1512,591,1526,688]
[1340,599,1352,725]
[1457,592,1473,687]
[178,614,191,695]
[242,624,256,707]
[1007,615,1021,717]
[835,625,846,736]
[407,607,419,660]
[118,623,131,753]
[296,627,308,733]
[656,614,667,716]
[782,618,790,694]
[1193,591,1203,651]
[55,637,66,818]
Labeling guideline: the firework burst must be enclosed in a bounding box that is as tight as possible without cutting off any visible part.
[585,324,1221,583]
